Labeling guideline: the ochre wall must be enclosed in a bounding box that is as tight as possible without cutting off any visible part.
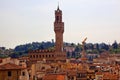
[0,70,21,80]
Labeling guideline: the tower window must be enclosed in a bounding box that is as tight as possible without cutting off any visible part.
[56,16,59,22]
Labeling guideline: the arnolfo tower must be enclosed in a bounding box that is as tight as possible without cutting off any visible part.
[54,6,66,61]
[54,6,64,52]
[28,6,66,62]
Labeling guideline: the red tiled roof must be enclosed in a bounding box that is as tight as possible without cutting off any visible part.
[96,72,103,75]
[43,74,66,80]
[67,70,76,76]
[103,72,118,79]
[0,63,24,70]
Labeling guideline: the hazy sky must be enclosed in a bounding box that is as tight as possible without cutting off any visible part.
[0,0,120,48]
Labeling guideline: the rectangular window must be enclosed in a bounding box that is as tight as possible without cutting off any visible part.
[22,72,25,76]
[8,71,11,76]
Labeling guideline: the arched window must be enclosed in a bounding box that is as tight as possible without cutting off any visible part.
[39,55,41,58]
[52,55,54,57]
[56,16,59,22]
[36,55,38,58]
[33,55,35,58]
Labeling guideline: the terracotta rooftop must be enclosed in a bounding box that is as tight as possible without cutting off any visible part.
[0,63,24,70]
[103,72,118,79]
[96,72,103,75]
[43,74,66,80]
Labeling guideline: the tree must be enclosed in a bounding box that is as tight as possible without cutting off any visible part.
[112,41,118,49]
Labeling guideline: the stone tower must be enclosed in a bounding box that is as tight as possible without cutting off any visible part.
[54,6,64,52]
[28,5,66,62]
